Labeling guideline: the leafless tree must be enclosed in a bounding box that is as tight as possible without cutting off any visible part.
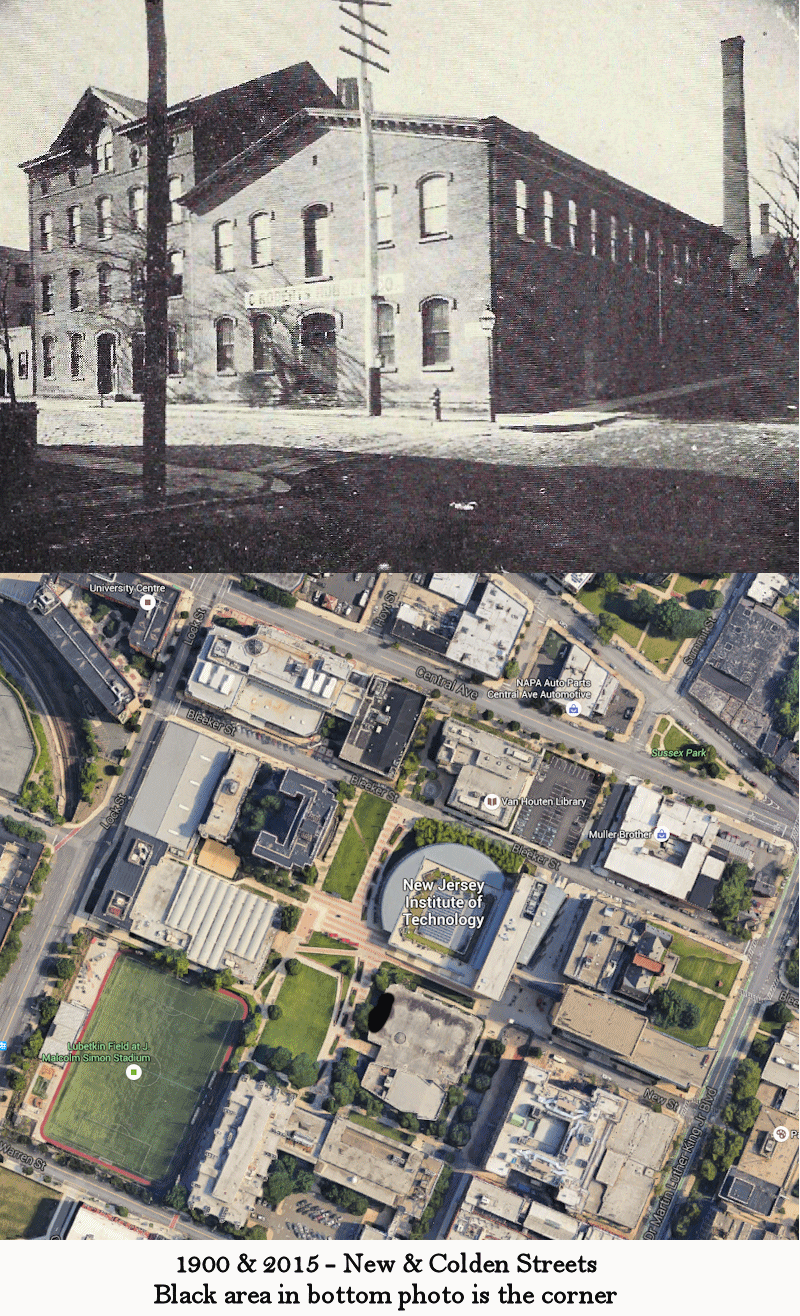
[753,132,798,275]
[0,261,17,408]
[142,0,169,503]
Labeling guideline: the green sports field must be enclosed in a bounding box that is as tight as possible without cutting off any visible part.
[42,955,244,1183]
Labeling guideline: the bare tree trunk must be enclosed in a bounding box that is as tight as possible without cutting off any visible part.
[1,264,17,408]
[142,0,169,503]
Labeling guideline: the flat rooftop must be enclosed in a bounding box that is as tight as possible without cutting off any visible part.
[446,581,528,678]
[316,1114,434,1207]
[27,588,136,718]
[199,750,259,842]
[126,721,230,854]
[367,984,482,1090]
[339,676,425,777]
[552,985,647,1058]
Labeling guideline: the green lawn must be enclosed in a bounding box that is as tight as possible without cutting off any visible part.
[349,1112,415,1144]
[43,955,244,1183]
[0,1166,61,1239]
[654,926,739,995]
[663,723,700,753]
[306,932,350,950]
[577,586,644,648]
[323,792,391,900]
[672,575,708,596]
[257,962,337,1060]
[657,717,669,734]
[303,953,355,996]
[641,631,683,671]
[651,982,724,1047]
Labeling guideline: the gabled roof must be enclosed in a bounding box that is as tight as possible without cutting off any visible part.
[48,86,146,155]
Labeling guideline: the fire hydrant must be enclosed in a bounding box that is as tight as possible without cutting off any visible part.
[430,386,442,421]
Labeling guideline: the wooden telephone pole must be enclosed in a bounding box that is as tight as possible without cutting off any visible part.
[142,0,169,503]
[337,1,391,417]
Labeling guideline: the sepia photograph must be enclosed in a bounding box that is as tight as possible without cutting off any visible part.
[0,0,797,568]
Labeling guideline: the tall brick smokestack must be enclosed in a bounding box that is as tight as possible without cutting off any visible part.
[721,36,751,270]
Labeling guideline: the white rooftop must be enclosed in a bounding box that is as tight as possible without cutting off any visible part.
[446,583,528,678]
[428,573,478,606]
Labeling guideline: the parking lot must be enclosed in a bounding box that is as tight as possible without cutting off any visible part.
[513,755,603,858]
[301,573,378,623]
[249,1192,362,1241]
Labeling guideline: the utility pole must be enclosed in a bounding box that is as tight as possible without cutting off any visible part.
[142,0,169,504]
[338,1,391,417]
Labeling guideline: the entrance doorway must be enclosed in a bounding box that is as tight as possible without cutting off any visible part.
[96,332,117,396]
[132,332,145,394]
[300,312,337,393]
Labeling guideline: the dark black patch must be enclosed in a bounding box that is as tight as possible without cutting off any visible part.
[368,992,394,1034]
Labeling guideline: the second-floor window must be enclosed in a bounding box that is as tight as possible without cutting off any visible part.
[168,250,183,297]
[627,222,635,263]
[169,175,184,225]
[40,213,53,252]
[42,334,56,378]
[375,187,393,244]
[67,205,81,247]
[41,274,54,313]
[419,175,448,238]
[97,196,112,240]
[568,199,578,249]
[303,205,329,278]
[250,213,272,266]
[130,259,144,303]
[543,190,554,244]
[610,215,618,262]
[69,269,82,311]
[214,220,234,272]
[590,208,598,257]
[98,263,112,306]
[644,228,652,271]
[129,186,146,231]
[70,333,84,378]
[515,179,528,237]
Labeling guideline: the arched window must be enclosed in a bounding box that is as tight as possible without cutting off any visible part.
[129,185,146,231]
[169,175,184,225]
[421,297,450,367]
[168,326,183,377]
[42,334,56,379]
[419,175,448,238]
[542,190,554,244]
[41,274,54,314]
[377,302,396,369]
[214,220,234,272]
[568,199,578,249]
[97,196,112,240]
[94,126,114,174]
[303,205,329,277]
[67,204,81,247]
[250,213,272,266]
[69,269,82,311]
[98,263,112,307]
[168,250,183,298]
[70,333,84,379]
[216,317,235,373]
[609,215,619,262]
[252,315,272,372]
[40,213,53,253]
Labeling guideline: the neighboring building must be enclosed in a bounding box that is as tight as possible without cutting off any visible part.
[198,750,259,843]
[187,623,361,737]
[597,784,727,904]
[1,325,33,399]
[64,1203,149,1241]
[0,244,33,329]
[315,1110,442,1213]
[427,574,478,606]
[760,1021,799,1117]
[55,571,182,657]
[560,574,595,595]
[126,854,277,984]
[249,574,305,594]
[689,598,798,758]
[0,829,41,951]
[557,645,619,718]
[484,1063,678,1235]
[26,581,137,720]
[195,838,241,881]
[339,675,425,778]
[445,581,528,678]
[361,984,482,1119]
[19,65,338,399]
[552,985,708,1089]
[189,1075,296,1227]
[746,573,792,608]
[250,767,337,871]
[448,1177,580,1242]
[125,721,230,856]
[436,716,539,830]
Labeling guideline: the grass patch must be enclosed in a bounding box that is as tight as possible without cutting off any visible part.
[0,1165,61,1239]
[256,962,337,1061]
[349,1112,415,1144]
[657,717,669,734]
[757,1019,785,1036]
[306,932,350,950]
[323,792,392,900]
[42,955,244,1183]
[650,982,724,1047]
[641,631,683,671]
[663,724,700,753]
[654,926,740,995]
[577,586,644,648]
[302,952,355,996]
[651,734,661,750]
[673,575,708,596]
[540,628,566,662]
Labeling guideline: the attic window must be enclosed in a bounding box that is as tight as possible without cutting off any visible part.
[168,135,179,154]
[68,168,77,187]
[130,146,141,167]
[312,154,318,166]
[40,179,50,196]
[94,126,114,174]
